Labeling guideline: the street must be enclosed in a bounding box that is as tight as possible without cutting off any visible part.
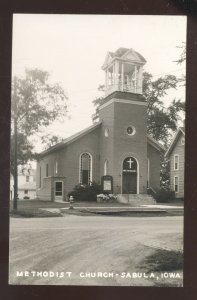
[9,215,183,286]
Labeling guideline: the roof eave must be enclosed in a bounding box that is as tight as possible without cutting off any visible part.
[147,135,166,152]
[38,122,102,158]
[165,128,185,157]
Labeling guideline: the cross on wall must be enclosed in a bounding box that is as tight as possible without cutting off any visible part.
[126,158,135,169]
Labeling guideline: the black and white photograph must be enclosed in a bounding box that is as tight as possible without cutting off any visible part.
[9,14,186,287]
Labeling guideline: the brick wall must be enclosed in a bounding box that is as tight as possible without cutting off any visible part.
[37,127,101,199]
[99,95,148,194]
[147,143,161,190]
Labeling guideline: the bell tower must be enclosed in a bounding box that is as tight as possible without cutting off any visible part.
[102,47,145,96]
[99,48,148,195]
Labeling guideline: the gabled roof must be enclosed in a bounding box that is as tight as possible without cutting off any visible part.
[147,134,166,152]
[102,47,146,70]
[39,122,102,157]
[39,122,165,158]
[165,127,185,157]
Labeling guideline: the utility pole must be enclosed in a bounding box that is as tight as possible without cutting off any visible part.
[13,77,18,210]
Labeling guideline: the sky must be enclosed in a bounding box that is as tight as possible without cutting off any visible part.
[12,14,186,152]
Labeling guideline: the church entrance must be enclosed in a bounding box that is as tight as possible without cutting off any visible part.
[122,157,137,194]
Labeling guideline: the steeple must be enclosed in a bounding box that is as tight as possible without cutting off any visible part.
[102,47,146,96]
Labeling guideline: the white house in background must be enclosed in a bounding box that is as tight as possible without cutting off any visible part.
[165,126,185,199]
[10,165,36,200]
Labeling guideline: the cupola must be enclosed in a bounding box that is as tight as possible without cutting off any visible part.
[102,47,146,96]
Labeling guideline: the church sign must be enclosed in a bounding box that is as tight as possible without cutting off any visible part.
[101,175,113,193]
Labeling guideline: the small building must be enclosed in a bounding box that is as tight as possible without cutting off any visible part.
[10,166,36,200]
[165,126,185,199]
[18,182,36,200]
[36,47,165,201]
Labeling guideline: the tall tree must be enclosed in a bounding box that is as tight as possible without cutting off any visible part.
[92,69,185,190]
[93,72,185,146]
[11,69,68,208]
[144,72,185,145]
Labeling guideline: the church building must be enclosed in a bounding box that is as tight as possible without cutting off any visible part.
[36,48,165,201]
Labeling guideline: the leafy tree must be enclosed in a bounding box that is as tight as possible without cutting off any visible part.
[93,72,185,146]
[11,69,68,175]
[40,134,64,150]
[92,65,185,190]
[144,72,185,146]
[10,133,34,176]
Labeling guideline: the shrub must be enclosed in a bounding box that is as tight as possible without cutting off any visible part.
[68,181,102,202]
[151,188,175,203]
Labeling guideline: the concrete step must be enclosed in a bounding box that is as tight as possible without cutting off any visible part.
[117,194,156,205]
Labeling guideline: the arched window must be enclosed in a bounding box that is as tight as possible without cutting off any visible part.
[80,153,92,185]
[104,160,108,175]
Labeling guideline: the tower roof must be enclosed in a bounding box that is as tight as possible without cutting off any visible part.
[102,47,146,70]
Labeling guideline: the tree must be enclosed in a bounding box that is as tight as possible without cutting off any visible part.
[11,68,68,208]
[92,70,185,190]
[40,134,64,150]
[144,72,185,146]
[11,69,68,171]
[11,69,68,136]
[93,72,185,146]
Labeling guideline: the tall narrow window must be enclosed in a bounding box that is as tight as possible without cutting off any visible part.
[147,159,150,188]
[39,166,41,188]
[174,176,179,193]
[26,175,29,183]
[104,160,108,176]
[55,161,58,174]
[174,155,179,170]
[80,153,92,185]
[46,164,48,177]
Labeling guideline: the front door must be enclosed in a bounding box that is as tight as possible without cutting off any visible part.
[54,181,63,201]
[122,157,137,194]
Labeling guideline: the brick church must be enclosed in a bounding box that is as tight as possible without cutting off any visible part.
[36,48,165,201]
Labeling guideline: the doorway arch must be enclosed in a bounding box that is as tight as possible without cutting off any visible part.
[122,157,138,194]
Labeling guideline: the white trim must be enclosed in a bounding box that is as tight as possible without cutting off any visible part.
[121,156,139,194]
[39,166,42,188]
[104,160,108,176]
[174,154,179,171]
[54,180,64,200]
[147,158,150,188]
[165,127,185,157]
[79,152,93,185]
[46,163,49,177]
[99,98,147,111]
[126,125,136,136]
[174,175,179,193]
[55,161,58,175]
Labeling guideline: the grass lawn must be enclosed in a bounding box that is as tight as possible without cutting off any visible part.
[139,248,183,287]
[10,199,133,211]
[9,200,66,218]
[9,199,183,218]
[9,200,132,218]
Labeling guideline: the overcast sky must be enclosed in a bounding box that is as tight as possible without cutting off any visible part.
[12,14,186,151]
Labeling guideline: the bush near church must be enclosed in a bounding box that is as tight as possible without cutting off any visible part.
[68,182,102,202]
[150,188,175,203]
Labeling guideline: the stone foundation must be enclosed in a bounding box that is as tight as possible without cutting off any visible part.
[117,194,156,205]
